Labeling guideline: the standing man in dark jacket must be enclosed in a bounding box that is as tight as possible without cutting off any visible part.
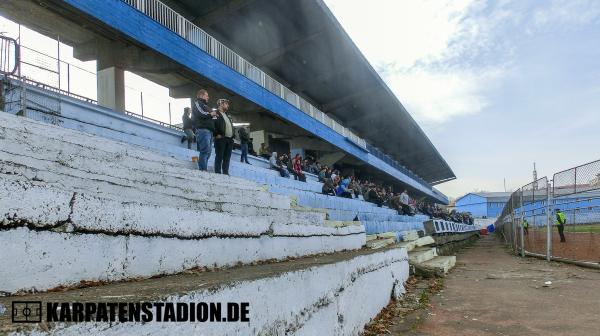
[180,107,194,149]
[238,127,251,164]
[192,89,216,171]
[213,98,235,175]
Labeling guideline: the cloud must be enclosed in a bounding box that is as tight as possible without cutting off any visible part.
[325,0,515,126]
[379,65,502,124]
[533,0,600,28]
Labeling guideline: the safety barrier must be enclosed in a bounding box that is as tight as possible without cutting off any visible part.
[424,220,479,235]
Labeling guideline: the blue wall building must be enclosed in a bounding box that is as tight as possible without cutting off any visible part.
[455,192,512,218]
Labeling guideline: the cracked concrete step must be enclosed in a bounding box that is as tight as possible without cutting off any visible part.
[0,246,409,335]
[397,240,418,252]
[0,113,259,190]
[0,155,291,212]
[400,230,420,241]
[0,177,349,238]
[0,167,325,226]
[0,174,329,235]
[366,238,396,249]
[416,256,457,276]
[408,247,438,264]
[414,235,436,247]
[0,225,366,294]
[0,134,291,209]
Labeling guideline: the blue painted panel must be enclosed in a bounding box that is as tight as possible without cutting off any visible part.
[60,0,446,203]
[455,193,487,217]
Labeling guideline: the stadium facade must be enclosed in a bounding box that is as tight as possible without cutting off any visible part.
[1,0,454,204]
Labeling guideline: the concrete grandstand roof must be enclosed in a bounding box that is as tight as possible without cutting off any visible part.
[162,0,456,185]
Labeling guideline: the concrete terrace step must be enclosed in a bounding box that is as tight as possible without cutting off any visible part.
[0,247,409,335]
[408,247,438,264]
[228,163,323,194]
[0,124,291,211]
[0,113,367,293]
[366,237,396,249]
[0,176,366,294]
[364,220,425,235]
[0,113,259,190]
[417,256,457,276]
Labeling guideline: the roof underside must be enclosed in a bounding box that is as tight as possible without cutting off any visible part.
[164,0,456,184]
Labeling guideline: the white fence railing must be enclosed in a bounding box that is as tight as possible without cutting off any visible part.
[123,0,367,148]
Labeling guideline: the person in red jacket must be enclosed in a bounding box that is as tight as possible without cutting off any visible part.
[292,154,306,182]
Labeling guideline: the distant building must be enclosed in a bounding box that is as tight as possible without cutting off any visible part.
[455,192,512,218]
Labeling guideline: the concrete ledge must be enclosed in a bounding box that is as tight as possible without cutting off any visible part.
[0,226,366,294]
[0,246,409,335]
[408,248,437,264]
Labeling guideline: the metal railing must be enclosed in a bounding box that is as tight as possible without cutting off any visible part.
[495,159,600,267]
[121,0,367,149]
[2,40,183,131]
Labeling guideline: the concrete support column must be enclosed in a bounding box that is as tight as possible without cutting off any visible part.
[97,66,125,112]
[250,130,267,154]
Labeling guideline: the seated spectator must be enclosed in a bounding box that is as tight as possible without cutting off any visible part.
[269,152,289,178]
[322,176,337,196]
[330,169,338,181]
[336,175,353,198]
[368,186,383,207]
[292,154,306,182]
[390,193,402,214]
[318,166,327,182]
[325,167,332,179]
[259,143,271,159]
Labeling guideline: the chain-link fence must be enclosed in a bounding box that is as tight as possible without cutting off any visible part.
[495,159,600,267]
[551,160,600,263]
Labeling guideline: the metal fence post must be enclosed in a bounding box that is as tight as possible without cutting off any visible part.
[520,191,525,257]
[546,181,553,261]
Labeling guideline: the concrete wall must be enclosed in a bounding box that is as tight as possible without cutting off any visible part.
[18,248,409,336]
[455,193,487,217]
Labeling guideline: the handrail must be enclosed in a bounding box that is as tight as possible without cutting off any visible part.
[121,0,367,149]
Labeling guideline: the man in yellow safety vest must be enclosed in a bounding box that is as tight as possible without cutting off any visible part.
[555,209,566,243]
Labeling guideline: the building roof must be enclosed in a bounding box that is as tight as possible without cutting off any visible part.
[163,0,456,185]
[456,192,513,204]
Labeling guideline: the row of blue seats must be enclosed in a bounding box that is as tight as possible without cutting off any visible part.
[228,162,322,193]
[364,221,425,241]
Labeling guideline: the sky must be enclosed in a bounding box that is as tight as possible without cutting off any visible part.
[324,0,600,198]
[2,1,600,199]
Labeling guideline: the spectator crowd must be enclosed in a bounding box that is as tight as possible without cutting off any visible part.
[181,88,473,224]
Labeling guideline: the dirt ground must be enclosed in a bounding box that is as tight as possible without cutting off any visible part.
[524,229,600,263]
[367,235,600,336]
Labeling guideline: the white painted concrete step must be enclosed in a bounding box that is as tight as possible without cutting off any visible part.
[418,256,457,275]
[414,235,436,247]
[397,240,417,252]
[400,230,420,241]
[0,128,291,210]
[0,113,259,190]
[408,247,438,264]
[0,168,324,227]
[0,247,410,335]
[366,238,396,249]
